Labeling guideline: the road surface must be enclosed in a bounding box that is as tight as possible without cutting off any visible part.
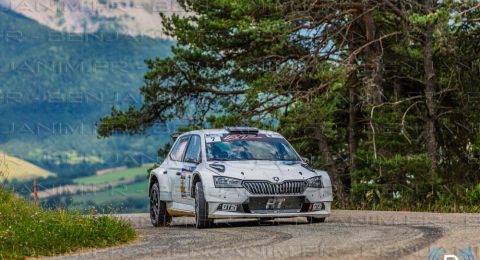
[48,210,480,260]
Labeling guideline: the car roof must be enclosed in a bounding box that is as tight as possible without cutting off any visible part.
[178,128,284,138]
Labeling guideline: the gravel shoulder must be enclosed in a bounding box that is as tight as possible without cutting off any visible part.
[47,210,480,260]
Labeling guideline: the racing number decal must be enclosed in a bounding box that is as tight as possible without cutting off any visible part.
[265,198,286,210]
[205,134,222,143]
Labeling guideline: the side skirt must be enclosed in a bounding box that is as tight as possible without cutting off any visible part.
[166,202,195,217]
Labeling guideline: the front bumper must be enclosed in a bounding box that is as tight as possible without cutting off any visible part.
[209,210,330,219]
[204,186,333,219]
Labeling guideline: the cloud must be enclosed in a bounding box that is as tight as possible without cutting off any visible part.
[0,0,186,38]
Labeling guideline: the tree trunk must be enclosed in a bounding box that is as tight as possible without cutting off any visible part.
[423,0,439,173]
[393,76,400,102]
[347,20,362,188]
[362,7,384,105]
[314,127,345,201]
[348,73,359,186]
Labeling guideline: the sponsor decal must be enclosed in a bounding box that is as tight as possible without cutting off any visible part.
[206,133,284,143]
[265,198,286,210]
[180,166,195,198]
[223,134,262,142]
[311,203,324,210]
[180,173,186,198]
[182,166,196,172]
[221,204,238,211]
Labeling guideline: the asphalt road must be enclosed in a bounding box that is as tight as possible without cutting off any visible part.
[48,210,480,260]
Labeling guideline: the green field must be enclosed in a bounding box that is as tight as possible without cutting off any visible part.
[71,180,148,205]
[53,166,153,213]
[74,166,150,185]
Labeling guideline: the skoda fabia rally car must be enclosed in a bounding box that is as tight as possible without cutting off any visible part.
[148,127,333,228]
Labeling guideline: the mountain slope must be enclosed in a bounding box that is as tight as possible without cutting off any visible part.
[0,151,54,180]
[0,10,175,174]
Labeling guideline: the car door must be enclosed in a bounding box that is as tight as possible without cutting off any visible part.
[167,135,190,202]
[180,135,201,205]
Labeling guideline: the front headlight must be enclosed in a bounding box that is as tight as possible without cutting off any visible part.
[306,176,323,188]
[213,176,243,188]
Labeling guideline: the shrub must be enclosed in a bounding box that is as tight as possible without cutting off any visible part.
[0,189,136,259]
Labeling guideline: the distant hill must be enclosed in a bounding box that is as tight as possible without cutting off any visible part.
[0,151,55,181]
[0,10,176,173]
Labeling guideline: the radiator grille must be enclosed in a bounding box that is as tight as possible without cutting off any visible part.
[242,180,306,195]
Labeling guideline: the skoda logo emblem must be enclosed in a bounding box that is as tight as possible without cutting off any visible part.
[273,177,280,182]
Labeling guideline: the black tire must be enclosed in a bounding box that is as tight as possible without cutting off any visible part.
[150,182,171,227]
[195,181,214,229]
[307,217,326,224]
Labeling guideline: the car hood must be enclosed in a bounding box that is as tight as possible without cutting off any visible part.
[208,160,319,182]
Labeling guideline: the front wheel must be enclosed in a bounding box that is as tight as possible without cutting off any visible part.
[195,181,214,229]
[150,182,171,227]
[307,217,326,224]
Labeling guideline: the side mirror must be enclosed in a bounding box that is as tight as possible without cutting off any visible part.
[171,132,182,142]
[301,157,310,164]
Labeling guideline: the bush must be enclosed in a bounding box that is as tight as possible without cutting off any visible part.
[0,189,136,259]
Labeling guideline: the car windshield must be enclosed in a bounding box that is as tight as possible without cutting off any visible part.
[206,136,300,161]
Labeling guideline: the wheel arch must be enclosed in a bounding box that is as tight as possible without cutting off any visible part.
[148,168,172,201]
[148,174,158,194]
[191,172,202,198]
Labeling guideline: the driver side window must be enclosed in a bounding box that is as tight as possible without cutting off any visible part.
[184,135,201,163]
[169,136,190,161]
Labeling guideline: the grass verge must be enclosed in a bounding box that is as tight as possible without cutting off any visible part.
[0,188,137,259]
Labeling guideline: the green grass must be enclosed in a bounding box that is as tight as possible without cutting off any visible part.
[73,166,150,185]
[0,189,137,259]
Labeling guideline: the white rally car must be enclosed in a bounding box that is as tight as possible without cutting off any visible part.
[148,127,333,228]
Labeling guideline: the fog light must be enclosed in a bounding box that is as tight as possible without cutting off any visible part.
[219,203,238,212]
[311,203,325,211]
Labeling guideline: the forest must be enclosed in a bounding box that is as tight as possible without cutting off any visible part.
[99,0,480,211]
